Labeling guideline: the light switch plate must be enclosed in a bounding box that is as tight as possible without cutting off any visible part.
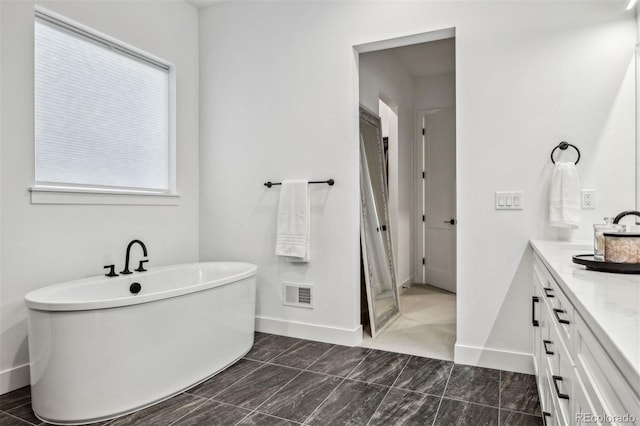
[581,189,595,209]
[495,191,523,210]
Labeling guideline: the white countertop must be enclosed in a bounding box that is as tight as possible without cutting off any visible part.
[529,240,640,389]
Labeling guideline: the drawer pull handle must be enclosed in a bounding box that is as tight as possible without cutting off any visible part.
[553,308,570,325]
[532,296,540,327]
[542,411,551,426]
[543,287,555,298]
[552,375,570,400]
[543,340,554,355]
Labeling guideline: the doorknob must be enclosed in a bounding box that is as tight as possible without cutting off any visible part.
[443,219,456,225]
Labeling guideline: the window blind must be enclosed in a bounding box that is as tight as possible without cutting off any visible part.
[35,14,170,192]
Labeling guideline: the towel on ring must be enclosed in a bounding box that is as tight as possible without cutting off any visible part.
[549,162,581,229]
[276,180,310,262]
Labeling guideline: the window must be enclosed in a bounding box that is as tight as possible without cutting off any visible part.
[32,8,177,204]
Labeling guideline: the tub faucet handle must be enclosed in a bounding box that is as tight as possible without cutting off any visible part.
[104,265,119,277]
[135,259,149,272]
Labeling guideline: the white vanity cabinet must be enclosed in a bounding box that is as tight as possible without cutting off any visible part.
[532,248,640,426]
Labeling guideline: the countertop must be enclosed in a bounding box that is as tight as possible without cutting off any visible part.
[529,240,640,391]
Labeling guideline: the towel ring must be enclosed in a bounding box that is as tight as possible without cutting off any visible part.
[550,141,580,165]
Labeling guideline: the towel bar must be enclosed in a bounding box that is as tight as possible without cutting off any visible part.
[264,179,335,188]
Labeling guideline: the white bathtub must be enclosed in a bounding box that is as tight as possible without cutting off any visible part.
[24,261,257,425]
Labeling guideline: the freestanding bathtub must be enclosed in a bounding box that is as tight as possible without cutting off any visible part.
[24,261,257,425]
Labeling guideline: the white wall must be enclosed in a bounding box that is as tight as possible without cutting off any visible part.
[199,1,636,373]
[0,0,199,393]
[360,50,415,289]
[415,73,456,111]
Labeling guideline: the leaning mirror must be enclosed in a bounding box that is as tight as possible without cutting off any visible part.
[359,105,400,337]
[636,42,639,210]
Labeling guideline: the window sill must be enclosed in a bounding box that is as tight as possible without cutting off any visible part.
[29,186,180,206]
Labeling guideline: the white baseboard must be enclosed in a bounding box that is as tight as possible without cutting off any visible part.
[454,343,534,374]
[0,363,30,395]
[256,316,363,347]
[398,276,414,289]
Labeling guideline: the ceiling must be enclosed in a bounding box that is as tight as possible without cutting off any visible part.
[392,37,455,78]
[185,0,228,9]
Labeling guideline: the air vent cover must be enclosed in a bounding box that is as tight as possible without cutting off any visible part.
[283,282,314,309]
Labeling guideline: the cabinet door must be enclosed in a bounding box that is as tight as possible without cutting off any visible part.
[573,373,601,426]
[549,323,573,425]
[533,283,542,375]
[574,314,640,425]
[540,372,555,425]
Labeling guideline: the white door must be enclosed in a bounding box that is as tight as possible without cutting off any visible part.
[418,108,456,293]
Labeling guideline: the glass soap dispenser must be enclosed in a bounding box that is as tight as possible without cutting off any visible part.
[593,218,625,261]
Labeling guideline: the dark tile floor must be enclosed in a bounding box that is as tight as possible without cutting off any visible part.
[0,333,542,426]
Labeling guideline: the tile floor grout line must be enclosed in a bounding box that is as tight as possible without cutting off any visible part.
[205,361,272,404]
[205,361,270,401]
[184,359,268,397]
[246,356,399,391]
[431,360,455,426]
[495,407,543,418]
[363,354,413,426]
[3,400,33,415]
[498,370,502,426]
[165,394,211,426]
[298,376,347,425]
[232,408,305,426]
[1,410,39,426]
[301,345,337,373]
[250,368,306,416]
[247,335,304,365]
[232,410,253,426]
[298,347,376,425]
[439,395,502,410]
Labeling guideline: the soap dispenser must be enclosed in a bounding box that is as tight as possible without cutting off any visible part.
[593,218,624,261]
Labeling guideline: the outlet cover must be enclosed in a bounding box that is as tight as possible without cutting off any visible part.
[581,190,595,209]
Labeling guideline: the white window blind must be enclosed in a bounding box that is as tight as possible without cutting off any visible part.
[35,12,171,192]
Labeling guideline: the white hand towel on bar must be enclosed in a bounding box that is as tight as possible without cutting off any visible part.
[549,162,580,228]
[276,180,310,262]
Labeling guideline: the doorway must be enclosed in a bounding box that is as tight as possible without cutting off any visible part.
[357,31,457,360]
[415,107,457,294]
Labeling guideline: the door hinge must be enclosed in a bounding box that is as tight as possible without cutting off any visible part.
[422,128,425,135]
[422,171,425,179]
[422,215,425,222]
[422,258,425,265]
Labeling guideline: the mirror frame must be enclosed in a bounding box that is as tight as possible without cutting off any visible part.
[359,105,400,337]
[636,42,639,212]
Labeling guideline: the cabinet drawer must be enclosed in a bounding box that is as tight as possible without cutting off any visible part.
[534,253,573,347]
[539,365,557,425]
[534,255,556,301]
[550,280,574,347]
[574,314,640,425]
[547,322,574,424]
